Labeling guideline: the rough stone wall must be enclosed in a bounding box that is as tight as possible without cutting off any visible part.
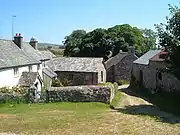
[132,61,180,92]
[56,71,98,85]
[114,54,137,81]
[46,85,113,104]
[132,63,156,89]
[106,54,137,82]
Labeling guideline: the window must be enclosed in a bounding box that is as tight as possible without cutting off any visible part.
[37,64,40,71]
[14,68,19,76]
[158,72,162,80]
[29,65,32,72]
[101,71,103,82]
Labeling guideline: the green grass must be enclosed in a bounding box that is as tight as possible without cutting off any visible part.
[0,102,109,135]
[132,87,180,116]
[110,91,121,109]
[0,101,180,135]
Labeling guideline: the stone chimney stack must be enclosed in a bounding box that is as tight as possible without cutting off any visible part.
[29,37,38,49]
[128,46,135,54]
[13,33,23,49]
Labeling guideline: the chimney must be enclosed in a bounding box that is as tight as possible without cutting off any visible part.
[29,37,38,49]
[128,46,135,54]
[13,33,23,48]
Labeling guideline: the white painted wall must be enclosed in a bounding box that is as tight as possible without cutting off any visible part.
[0,64,43,88]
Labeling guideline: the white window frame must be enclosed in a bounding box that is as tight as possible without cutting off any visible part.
[14,68,19,76]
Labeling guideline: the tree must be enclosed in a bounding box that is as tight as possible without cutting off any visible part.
[155,4,180,79]
[63,24,157,60]
[63,30,86,56]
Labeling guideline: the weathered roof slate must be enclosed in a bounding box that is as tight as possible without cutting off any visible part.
[18,72,41,87]
[133,50,161,65]
[42,67,57,78]
[105,52,129,69]
[46,57,104,72]
[40,50,56,59]
[22,42,49,61]
[0,39,40,69]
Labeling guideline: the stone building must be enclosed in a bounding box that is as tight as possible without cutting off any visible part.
[42,67,57,88]
[46,57,106,85]
[104,46,138,82]
[132,50,180,92]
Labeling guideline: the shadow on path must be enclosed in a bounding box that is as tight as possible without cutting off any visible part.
[114,86,180,124]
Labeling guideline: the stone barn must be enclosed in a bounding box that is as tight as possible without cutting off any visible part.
[46,57,106,85]
[105,46,138,82]
[132,50,180,92]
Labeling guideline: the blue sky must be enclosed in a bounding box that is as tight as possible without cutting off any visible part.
[0,0,179,44]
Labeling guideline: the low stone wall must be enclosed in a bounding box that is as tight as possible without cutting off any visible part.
[46,85,113,104]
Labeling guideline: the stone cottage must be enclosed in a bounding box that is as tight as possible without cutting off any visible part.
[104,46,138,82]
[46,57,106,85]
[132,50,180,92]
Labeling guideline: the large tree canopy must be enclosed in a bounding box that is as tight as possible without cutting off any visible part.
[155,4,180,79]
[63,24,157,60]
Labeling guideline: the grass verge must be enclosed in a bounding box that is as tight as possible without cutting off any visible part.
[110,91,121,109]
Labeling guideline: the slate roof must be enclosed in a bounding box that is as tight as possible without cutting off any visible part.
[105,52,129,69]
[18,72,41,87]
[133,50,162,65]
[46,57,104,72]
[22,42,50,61]
[40,50,56,59]
[0,39,40,69]
[42,67,57,78]
[150,51,168,62]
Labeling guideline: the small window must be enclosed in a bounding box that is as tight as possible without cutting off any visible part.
[158,72,162,80]
[37,64,40,71]
[14,68,19,76]
[101,71,103,82]
[29,65,33,72]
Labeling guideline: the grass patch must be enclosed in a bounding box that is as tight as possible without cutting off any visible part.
[132,87,180,116]
[110,91,121,109]
[0,102,180,134]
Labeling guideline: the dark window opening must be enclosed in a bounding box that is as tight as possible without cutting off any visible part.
[158,72,162,80]
[101,71,103,82]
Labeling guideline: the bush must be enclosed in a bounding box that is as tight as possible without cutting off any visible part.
[52,79,63,87]
[0,87,27,95]
[52,78,73,87]
[116,80,129,86]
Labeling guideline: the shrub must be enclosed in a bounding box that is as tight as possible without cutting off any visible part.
[52,79,63,87]
[116,80,129,86]
[52,78,73,87]
[0,87,29,104]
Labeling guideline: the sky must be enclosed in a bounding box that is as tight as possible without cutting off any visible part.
[0,0,179,44]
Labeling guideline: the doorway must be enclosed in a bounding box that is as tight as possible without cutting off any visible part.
[139,70,143,86]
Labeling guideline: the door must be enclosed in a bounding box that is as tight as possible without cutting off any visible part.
[139,70,143,87]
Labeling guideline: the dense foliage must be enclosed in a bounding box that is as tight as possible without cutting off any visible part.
[155,4,180,79]
[63,24,157,60]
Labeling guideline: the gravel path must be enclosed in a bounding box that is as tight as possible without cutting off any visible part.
[117,86,180,123]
